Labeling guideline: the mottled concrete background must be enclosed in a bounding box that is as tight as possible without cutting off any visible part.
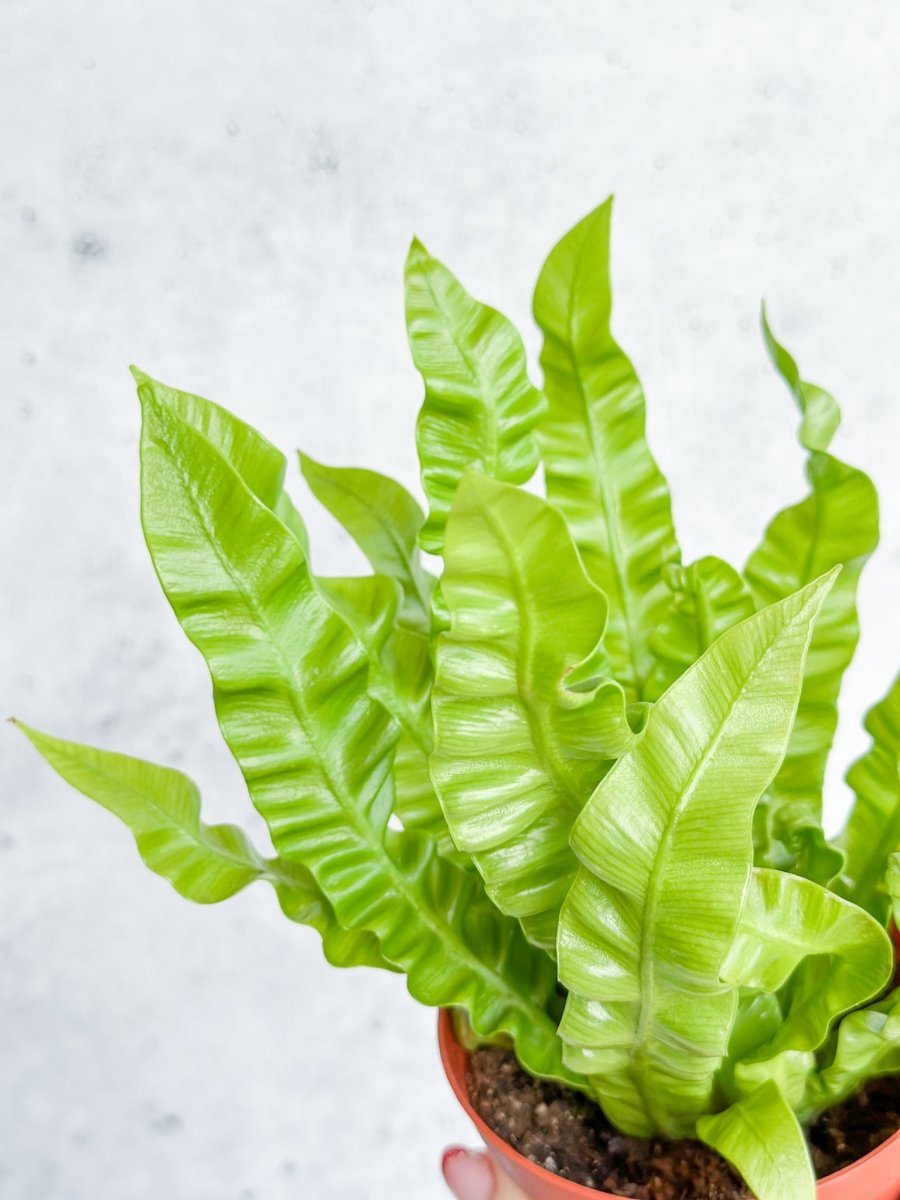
[2,2,900,1197]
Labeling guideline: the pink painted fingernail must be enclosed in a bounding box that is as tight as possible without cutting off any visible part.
[441,1147,496,1200]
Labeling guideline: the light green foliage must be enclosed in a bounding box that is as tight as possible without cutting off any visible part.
[697,1083,815,1200]
[299,453,434,633]
[748,312,879,883]
[890,854,900,926]
[137,378,571,1084]
[557,575,835,1138]
[645,557,756,702]
[130,369,311,551]
[801,988,900,1120]
[533,198,681,701]
[13,722,391,969]
[19,201,898,1200]
[303,452,447,856]
[836,675,900,920]
[405,238,545,555]
[724,869,890,1063]
[432,473,638,952]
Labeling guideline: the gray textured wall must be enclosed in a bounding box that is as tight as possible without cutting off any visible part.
[3,3,900,1198]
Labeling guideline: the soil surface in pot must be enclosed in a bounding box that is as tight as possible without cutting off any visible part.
[468,1046,900,1199]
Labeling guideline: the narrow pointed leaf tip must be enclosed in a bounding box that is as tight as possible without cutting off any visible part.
[23,206,897,1200]
[405,239,545,554]
[533,197,681,700]
[133,370,310,551]
[759,306,841,454]
[12,721,391,969]
[749,315,877,882]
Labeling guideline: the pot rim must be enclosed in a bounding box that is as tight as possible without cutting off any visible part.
[437,1008,900,1198]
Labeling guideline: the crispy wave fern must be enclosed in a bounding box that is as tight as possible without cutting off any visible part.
[18,199,897,1200]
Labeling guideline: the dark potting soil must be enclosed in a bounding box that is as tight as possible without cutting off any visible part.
[467,1046,900,1199]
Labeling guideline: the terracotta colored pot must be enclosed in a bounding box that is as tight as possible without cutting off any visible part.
[438,1010,900,1200]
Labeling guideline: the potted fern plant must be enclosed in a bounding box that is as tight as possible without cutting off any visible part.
[17,199,900,1200]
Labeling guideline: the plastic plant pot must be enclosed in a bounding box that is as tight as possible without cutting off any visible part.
[438,1010,900,1200]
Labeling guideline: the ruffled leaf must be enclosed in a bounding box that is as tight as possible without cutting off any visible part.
[136,377,456,868]
[391,730,463,861]
[835,674,900,921]
[557,574,835,1137]
[317,574,399,658]
[722,868,891,1073]
[432,473,639,951]
[533,198,680,700]
[14,721,389,970]
[318,574,460,862]
[800,988,900,1121]
[299,453,433,631]
[697,1082,815,1200]
[644,557,755,702]
[405,239,545,554]
[748,312,878,882]
[316,574,427,742]
[137,384,575,1087]
[132,369,309,551]
[889,853,900,925]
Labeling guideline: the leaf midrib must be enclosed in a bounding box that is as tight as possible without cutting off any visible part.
[150,415,557,1028]
[543,238,644,698]
[481,504,585,815]
[45,742,263,876]
[417,265,501,479]
[631,623,795,1126]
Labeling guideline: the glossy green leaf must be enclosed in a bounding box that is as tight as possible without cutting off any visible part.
[889,853,900,925]
[748,313,879,881]
[316,574,428,745]
[133,369,309,552]
[753,805,841,891]
[377,625,433,750]
[557,573,835,1137]
[835,674,900,921]
[801,988,900,1121]
[533,198,680,700]
[391,730,462,862]
[726,993,785,1067]
[318,574,460,862]
[137,386,574,1086]
[697,1082,815,1200]
[299,453,433,631]
[728,1050,818,1117]
[377,628,460,857]
[432,473,639,951]
[14,721,389,970]
[644,557,756,702]
[405,239,545,554]
[723,867,891,1071]
[22,210,898,1200]
[226,409,448,856]
[317,574,399,658]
